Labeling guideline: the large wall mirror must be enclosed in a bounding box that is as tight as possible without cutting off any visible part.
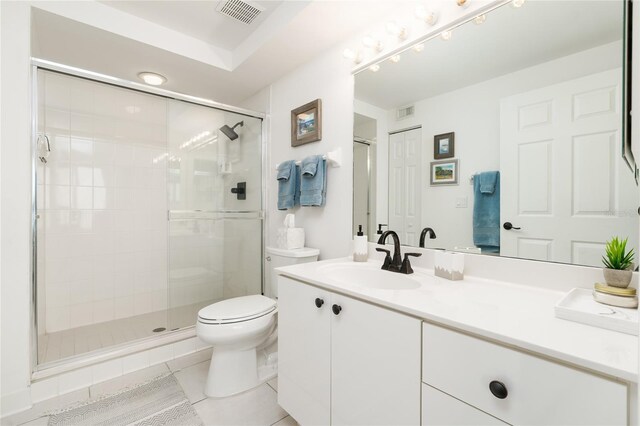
[353,0,637,268]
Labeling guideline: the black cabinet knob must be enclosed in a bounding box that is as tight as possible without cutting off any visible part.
[332,304,342,315]
[503,222,521,231]
[315,298,324,308]
[489,380,508,399]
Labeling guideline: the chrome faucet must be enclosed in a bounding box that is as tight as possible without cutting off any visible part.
[376,230,421,274]
[419,227,437,248]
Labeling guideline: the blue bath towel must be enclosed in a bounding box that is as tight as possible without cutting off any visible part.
[300,155,327,206]
[473,171,500,253]
[277,160,299,210]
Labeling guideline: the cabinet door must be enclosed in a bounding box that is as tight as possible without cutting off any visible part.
[423,384,507,426]
[331,293,421,426]
[278,276,332,426]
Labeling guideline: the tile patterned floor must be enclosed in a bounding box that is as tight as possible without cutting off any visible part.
[38,300,214,365]
[5,348,297,426]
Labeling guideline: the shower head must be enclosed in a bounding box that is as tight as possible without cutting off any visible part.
[219,121,244,141]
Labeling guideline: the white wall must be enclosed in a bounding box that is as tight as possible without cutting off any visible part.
[1,1,34,415]
[380,41,622,251]
[266,49,355,260]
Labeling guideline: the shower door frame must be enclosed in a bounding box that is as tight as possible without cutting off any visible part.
[30,59,269,379]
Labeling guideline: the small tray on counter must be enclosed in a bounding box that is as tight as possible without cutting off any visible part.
[555,288,638,336]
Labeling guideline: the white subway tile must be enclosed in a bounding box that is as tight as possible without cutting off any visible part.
[91,358,122,384]
[58,366,92,395]
[148,344,173,366]
[173,338,196,358]
[122,351,150,374]
[30,377,59,403]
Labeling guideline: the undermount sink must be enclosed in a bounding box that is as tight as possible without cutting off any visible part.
[318,263,421,290]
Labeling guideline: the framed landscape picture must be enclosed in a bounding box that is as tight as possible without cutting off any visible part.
[434,132,455,159]
[291,99,322,146]
[430,159,459,185]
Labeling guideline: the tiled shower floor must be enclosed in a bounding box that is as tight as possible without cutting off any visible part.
[38,300,214,365]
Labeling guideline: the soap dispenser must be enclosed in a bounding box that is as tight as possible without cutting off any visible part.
[353,225,368,262]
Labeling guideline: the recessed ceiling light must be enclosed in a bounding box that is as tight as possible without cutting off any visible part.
[138,72,167,86]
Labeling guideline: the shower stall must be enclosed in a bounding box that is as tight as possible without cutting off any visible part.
[32,64,264,369]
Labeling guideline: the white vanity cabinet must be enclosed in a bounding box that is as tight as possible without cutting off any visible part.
[422,322,628,426]
[278,276,422,426]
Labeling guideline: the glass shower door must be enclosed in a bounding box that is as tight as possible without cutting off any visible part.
[167,101,263,330]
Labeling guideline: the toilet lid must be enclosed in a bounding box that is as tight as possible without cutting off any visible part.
[198,295,276,323]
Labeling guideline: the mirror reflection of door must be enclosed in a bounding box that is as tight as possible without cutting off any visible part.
[353,113,377,240]
[389,128,422,246]
[500,69,637,266]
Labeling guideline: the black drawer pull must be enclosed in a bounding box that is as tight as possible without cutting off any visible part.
[332,304,342,315]
[315,298,324,308]
[489,380,508,399]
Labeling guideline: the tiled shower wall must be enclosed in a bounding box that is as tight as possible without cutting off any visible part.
[40,71,168,332]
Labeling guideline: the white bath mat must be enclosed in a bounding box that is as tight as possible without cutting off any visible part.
[48,374,203,426]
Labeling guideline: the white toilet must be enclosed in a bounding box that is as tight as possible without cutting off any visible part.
[196,246,319,398]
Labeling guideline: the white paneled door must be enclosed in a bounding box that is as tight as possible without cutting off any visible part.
[389,128,422,246]
[500,69,637,266]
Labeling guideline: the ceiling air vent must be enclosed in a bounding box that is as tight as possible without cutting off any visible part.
[216,0,264,25]
[396,105,415,121]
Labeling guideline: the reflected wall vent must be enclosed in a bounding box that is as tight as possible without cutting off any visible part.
[216,0,264,25]
[396,105,415,120]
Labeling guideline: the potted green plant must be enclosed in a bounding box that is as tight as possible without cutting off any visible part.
[602,237,635,288]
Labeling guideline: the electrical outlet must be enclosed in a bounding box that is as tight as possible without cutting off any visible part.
[455,197,468,208]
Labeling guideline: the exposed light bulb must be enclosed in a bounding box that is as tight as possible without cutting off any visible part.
[386,21,408,40]
[512,0,525,7]
[342,48,363,64]
[390,54,401,63]
[369,64,381,72]
[412,43,425,53]
[343,48,355,59]
[474,14,486,24]
[440,30,452,41]
[362,35,383,52]
[415,6,439,25]
[137,72,167,86]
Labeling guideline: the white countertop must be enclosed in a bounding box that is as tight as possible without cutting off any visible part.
[277,257,638,383]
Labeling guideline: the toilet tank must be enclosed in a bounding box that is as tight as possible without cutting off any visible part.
[265,246,319,299]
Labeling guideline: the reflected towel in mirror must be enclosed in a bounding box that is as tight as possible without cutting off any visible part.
[473,171,500,253]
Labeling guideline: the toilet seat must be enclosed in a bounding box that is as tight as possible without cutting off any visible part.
[198,295,276,325]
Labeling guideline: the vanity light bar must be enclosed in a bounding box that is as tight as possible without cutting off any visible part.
[348,0,520,73]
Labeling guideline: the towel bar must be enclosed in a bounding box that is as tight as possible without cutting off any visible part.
[275,147,342,170]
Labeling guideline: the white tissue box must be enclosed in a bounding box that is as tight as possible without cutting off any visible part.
[277,228,305,250]
[434,251,464,281]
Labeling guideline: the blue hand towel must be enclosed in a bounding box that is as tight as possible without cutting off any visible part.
[473,171,500,253]
[300,155,326,207]
[277,160,299,210]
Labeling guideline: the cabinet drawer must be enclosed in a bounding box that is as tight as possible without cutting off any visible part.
[423,384,507,426]
[422,322,627,426]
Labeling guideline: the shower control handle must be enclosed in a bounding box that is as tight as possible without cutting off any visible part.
[231,182,246,200]
[315,298,324,308]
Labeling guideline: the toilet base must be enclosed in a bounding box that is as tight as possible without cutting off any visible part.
[204,346,278,398]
